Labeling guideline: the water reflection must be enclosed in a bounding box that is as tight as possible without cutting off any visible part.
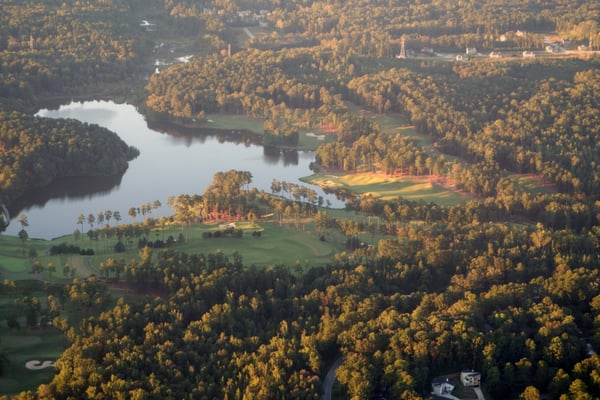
[263,146,299,166]
[147,120,262,148]
[8,174,125,219]
[4,101,342,239]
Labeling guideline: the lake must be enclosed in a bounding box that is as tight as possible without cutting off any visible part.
[4,101,342,239]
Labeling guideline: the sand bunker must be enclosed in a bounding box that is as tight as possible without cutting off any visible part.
[306,132,325,140]
[25,360,55,370]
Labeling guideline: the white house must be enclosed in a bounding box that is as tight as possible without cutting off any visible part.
[460,370,481,387]
[523,51,536,58]
[466,47,477,55]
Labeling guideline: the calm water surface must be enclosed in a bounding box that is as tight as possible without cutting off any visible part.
[5,101,340,239]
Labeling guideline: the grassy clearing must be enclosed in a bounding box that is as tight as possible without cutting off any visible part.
[346,103,425,142]
[298,130,336,150]
[304,171,471,206]
[508,174,556,196]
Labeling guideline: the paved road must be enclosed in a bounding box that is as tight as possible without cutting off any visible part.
[321,358,343,400]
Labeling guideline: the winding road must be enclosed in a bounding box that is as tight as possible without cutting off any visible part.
[321,358,343,400]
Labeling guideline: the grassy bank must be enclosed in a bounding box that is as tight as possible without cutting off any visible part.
[204,114,335,150]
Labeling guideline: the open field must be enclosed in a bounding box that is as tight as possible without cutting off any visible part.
[303,171,472,206]
[299,130,336,150]
[507,174,556,195]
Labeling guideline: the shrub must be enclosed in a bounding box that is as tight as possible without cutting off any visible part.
[114,241,126,253]
[49,242,81,255]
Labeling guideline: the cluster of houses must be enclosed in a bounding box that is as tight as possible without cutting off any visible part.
[399,29,597,62]
[219,8,271,27]
[457,47,538,60]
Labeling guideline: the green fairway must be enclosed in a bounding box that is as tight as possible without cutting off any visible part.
[304,171,472,206]
[151,221,341,267]
[2,219,346,283]
[204,114,266,134]
[298,130,336,150]
[0,328,64,396]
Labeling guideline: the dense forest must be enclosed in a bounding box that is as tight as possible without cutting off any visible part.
[0,0,146,106]
[2,0,600,399]
[0,0,147,208]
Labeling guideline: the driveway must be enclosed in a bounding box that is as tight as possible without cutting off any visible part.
[321,358,343,400]
[473,386,485,400]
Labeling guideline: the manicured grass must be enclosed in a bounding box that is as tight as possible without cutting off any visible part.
[303,171,471,206]
[0,235,93,283]
[0,236,37,280]
[148,221,341,268]
[2,219,347,283]
[0,327,64,396]
[204,114,266,134]
[298,130,336,150]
